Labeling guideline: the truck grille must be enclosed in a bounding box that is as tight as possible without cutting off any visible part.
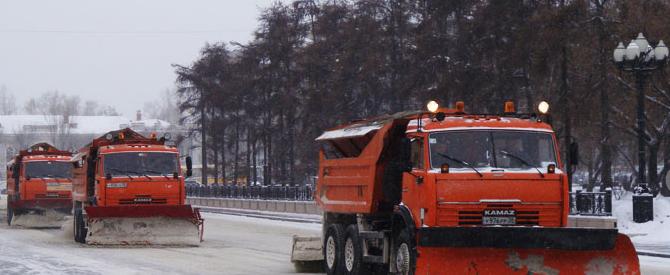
[437,203,561,227]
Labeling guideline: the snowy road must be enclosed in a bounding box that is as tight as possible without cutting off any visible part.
[0,207,321,275]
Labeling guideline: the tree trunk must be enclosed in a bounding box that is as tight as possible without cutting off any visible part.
[246,128,252,186]
[661,142,670,196]
[559,45,573,190]
[596,3,612,190]
[648,142,659,195]
[252,138,258,186]
[212,138,219,185]
[233,114,240,185]
[200,105,208,185]
[220,131,227,184]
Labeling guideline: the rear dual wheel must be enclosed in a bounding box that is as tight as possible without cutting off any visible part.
[324,224,345,275]
[324,223,371,275]
[342,225,372,275]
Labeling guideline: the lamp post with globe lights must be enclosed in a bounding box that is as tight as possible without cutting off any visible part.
[613,33,669,191]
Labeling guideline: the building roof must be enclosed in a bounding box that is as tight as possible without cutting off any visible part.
[0,115,173,135]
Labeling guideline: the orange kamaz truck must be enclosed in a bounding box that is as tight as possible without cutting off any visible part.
[71,128,203,245]
[6,143,73,227]
[291,101,639,274]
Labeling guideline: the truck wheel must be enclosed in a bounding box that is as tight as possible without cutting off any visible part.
[73,209,79,242]
[74,208,87,244]
[394,229,416,275]
[6,205,13,226]
[324,224,345,275]
[343,225,370,275]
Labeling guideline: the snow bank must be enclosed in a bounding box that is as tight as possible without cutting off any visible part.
[613,194,670,251]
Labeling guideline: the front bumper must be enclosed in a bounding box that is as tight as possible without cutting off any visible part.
[417,226,618,250]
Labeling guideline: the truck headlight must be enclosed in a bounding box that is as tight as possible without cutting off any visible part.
[106,182,127,188]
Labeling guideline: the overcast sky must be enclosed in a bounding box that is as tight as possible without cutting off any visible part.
[0,0,289,117]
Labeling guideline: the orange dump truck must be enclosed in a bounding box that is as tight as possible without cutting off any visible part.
[71,128,203,245]
[6,143,73,227]
[291,102,639,274]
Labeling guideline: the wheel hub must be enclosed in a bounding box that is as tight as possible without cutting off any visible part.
[326,236,336,269]
[344,238,355,271]
[396,243,410,275]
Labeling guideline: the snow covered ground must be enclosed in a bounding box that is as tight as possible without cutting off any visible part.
[0,195,322,275]
[613,193,670,254]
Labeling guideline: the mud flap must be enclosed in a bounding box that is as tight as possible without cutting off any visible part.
[291,235,324,273]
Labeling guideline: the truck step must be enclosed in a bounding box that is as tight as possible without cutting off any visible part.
[363,255,385,263]
[359,230,387,240]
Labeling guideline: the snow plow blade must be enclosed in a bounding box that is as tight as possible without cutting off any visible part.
[84,205,204,246]
[417,227,640,274]
[9,199,72,228]
[291,235,324,273]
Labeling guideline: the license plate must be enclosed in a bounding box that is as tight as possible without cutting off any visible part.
[483,209,516,225]
[47,183,71,191]
[482,216,516,225]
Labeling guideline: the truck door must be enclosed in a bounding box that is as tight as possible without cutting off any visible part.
[401,137,430,227]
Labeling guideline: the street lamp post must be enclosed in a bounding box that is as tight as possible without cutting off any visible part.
[613,33,669,190]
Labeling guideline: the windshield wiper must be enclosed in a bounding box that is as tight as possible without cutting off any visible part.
[107,168,134,179]
[437,153,483,178]
[144,170,172,180]
[499,150,544,178]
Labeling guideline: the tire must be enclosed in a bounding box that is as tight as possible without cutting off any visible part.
[342,225,370,275]
[323,224,345,275]
[74,208,87,244]
[6,204,13,226]
[394,229,416,275]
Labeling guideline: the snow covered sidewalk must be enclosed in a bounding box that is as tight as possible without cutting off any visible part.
[613,194,670,255]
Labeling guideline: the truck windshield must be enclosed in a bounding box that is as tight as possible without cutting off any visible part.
[104,152,178,177]
[25,161,72,179]
[429,130,557,170]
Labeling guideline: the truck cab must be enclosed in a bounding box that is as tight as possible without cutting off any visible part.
[403,114,566,229]
[6,143,73,226]
[71,128,202,245]
[75,144,184,206]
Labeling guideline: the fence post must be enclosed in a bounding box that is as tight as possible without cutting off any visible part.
[605,188,612,214]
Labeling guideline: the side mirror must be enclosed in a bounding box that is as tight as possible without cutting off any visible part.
[569,142,579,166]
[400,137,413,172]
[185,156,193,178]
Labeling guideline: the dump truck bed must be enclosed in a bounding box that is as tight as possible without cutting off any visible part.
[315,115,410,214]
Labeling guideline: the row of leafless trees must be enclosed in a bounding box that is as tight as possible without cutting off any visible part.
[0,89,120,117]
[175,0,670,196]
